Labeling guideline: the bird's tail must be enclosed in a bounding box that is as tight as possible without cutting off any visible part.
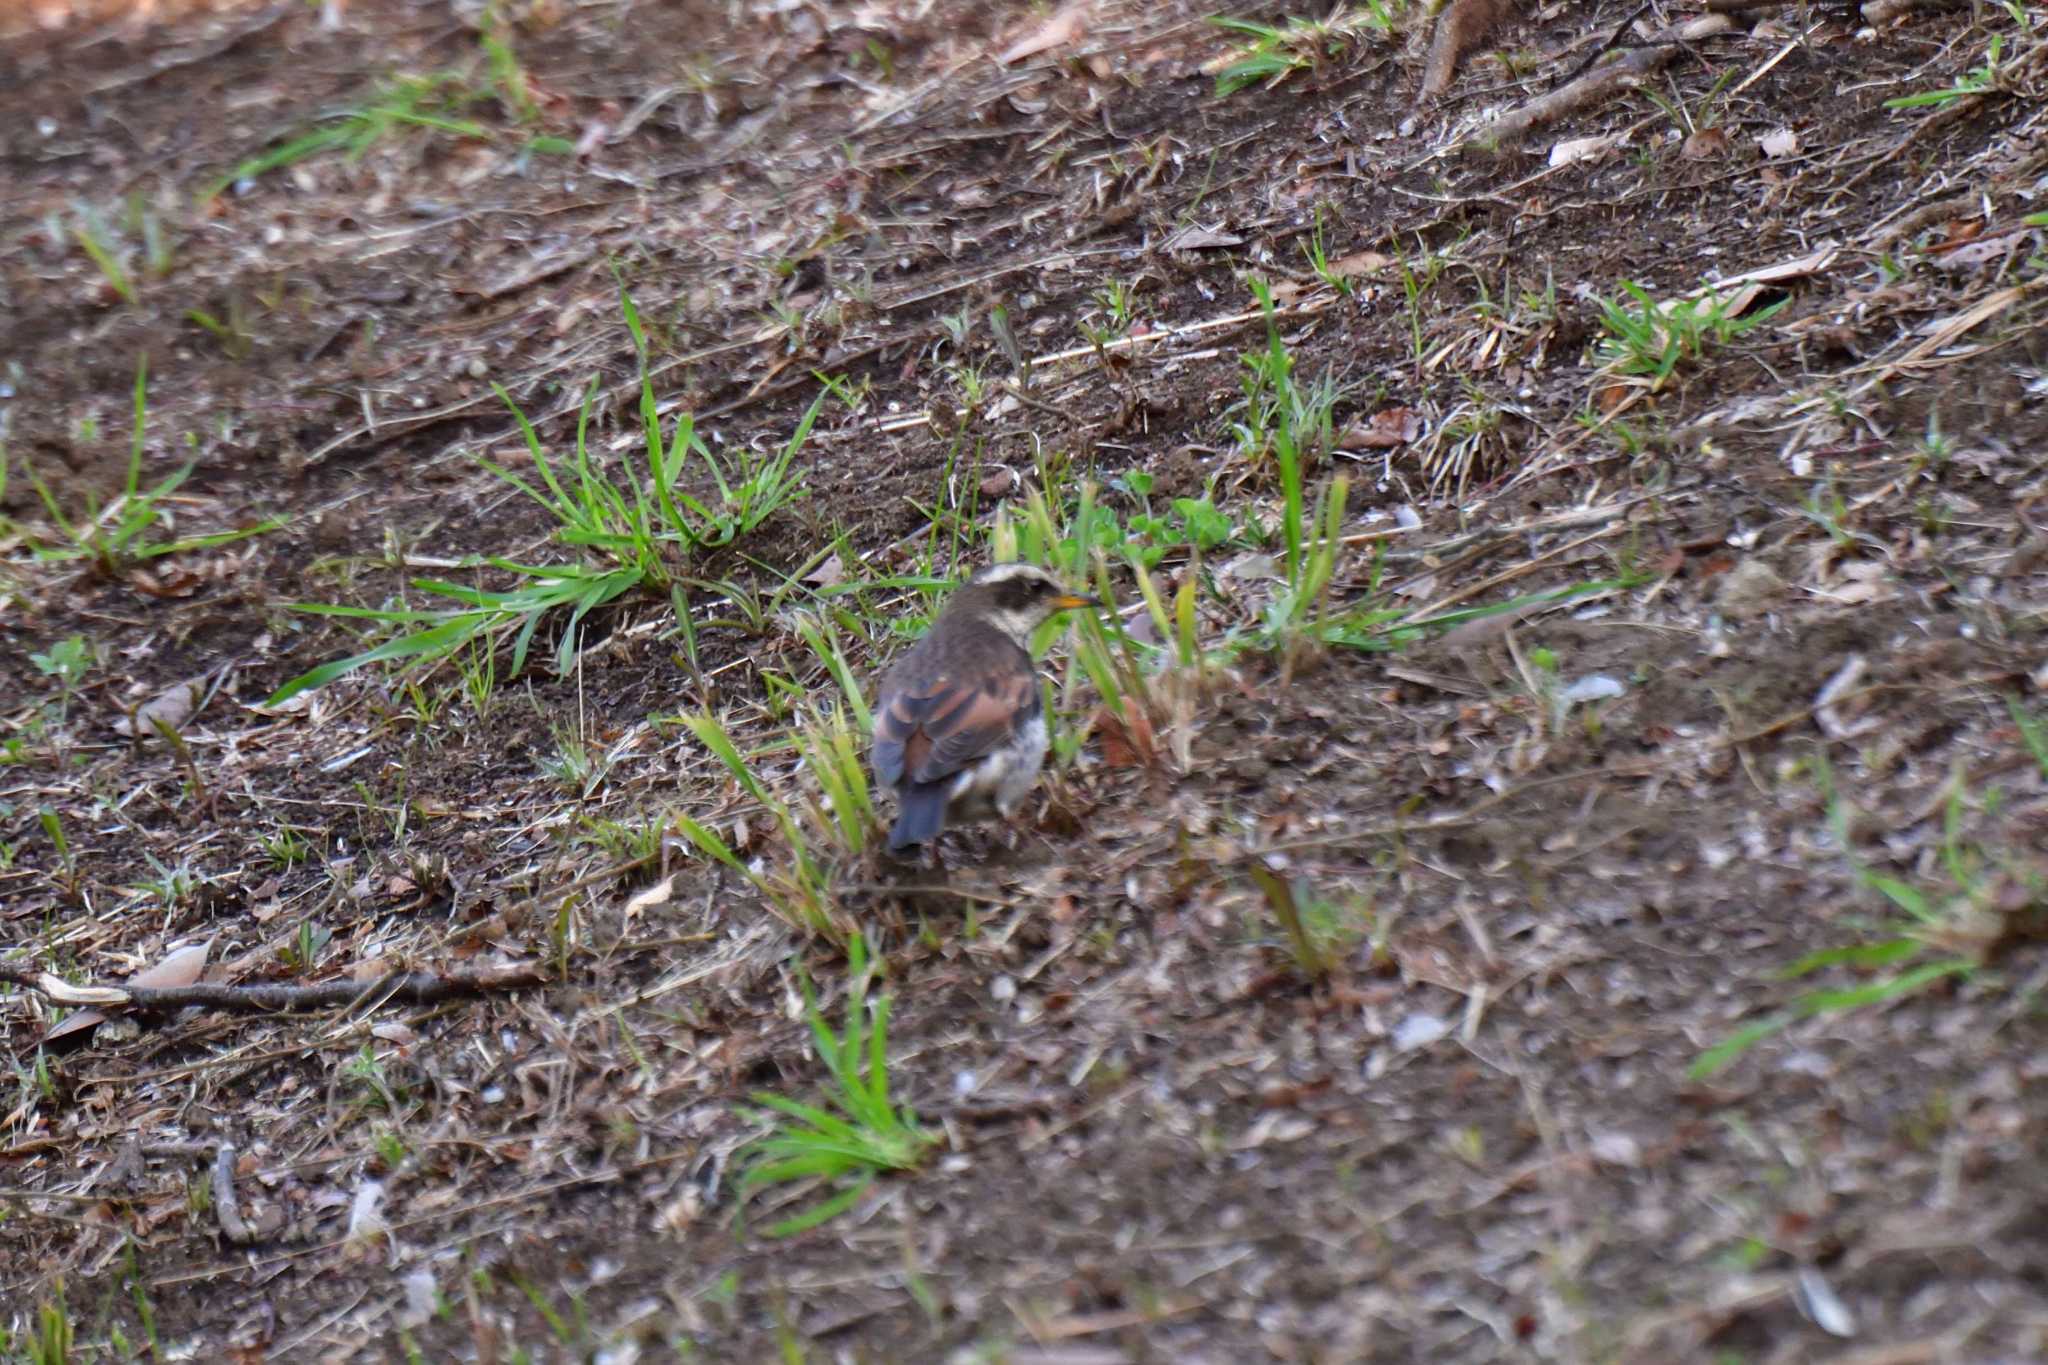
[888,786,947,852]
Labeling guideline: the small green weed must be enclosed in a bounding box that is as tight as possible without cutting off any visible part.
[11,1290,74,1365]
[1693,751,2044,1078]
[203,73,491,198]
[736,934,937,1237]
[1592,282,1785,387]
[1885,3,2031,110]
[185,298,254,361]
[71,210,138,305]
[793,698,877,858]
[1209,7,1398,97]
[268,290,823,705]
[37,808,82,903]
[29,636,95,724]
[1300,204,1353,297]
[1248,862,1371,979]
[672,711,851,943]
[479,4,540,124]
[1226,278,1344,484]
[574,811,666,864]
[19,358,284,577]
[278,919,332,974]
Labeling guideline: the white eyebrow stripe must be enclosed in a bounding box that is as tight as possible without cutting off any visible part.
[972,562,1055,586]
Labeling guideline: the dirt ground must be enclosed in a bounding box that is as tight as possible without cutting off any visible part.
[4,0,2048,1360]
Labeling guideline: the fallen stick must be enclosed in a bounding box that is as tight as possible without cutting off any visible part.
[213,1141,254,1244]
[1465,16,1734,150]
[0,963,547,1015]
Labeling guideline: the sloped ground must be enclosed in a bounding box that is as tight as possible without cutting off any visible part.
[3,0,2047,1360]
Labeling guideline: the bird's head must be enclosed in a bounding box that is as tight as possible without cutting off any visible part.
[946,562,1101,647]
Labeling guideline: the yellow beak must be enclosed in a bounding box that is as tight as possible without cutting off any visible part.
[1052,593,1103,611]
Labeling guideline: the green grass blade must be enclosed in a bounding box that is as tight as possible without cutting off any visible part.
[265,612,488,704]
[758,1176,873,1239]
[1690,1014,1791,1079]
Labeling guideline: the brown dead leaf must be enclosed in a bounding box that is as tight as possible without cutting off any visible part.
[126,565,204,598]
[1324,249,1390,279]
[1159,223,1243,253]
[43,939,213,1047]
[998,1,1089,65]
[114,673,209,738]
[1093,704,1156,767]
[1259,1078,1333,1108]
[1681,127,1729,160]
[1934,226,2028,270]
[1339,407,1423,450]
[1593,383,1633,415]
[1935,218,1985,250]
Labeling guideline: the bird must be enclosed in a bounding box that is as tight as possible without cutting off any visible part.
[871,562,1101,854]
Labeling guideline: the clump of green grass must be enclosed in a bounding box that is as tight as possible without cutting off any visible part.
[267,290,823,705]
[1227,277,1345,486]
[1884,1,2032,111]
[202,73,491,199]
[1300,203,1354,298]
[5,1290,75,1365]
[933,277,1648,775]
[1116,470,1251,569]
[980,289,1646,755]
[1007,483,1153,722]
[1591,281,1785,388]
[28,635,95,730]
[736,934,936,1237]
[60,194,177,306]
[670,710,852,943]
[1209,7,1401,97]
[184,298,254,361]
[71,212,137,305]
[1693,742,2047,1078]
[791,631,879,858]
[17,357,285,577]
[1248,862,1373,980]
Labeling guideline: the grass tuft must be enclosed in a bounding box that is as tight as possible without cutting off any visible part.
[268,290,822,706]
[1591,281,1785,388]
[736,934,936,1237]
[202,73,491,199]
[1692,750,2044,1078]
[676,710,853,943]
[17,357,284,577]
[1208,8,1400,97]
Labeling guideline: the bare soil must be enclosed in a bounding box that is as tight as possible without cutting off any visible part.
[4,1,2048,1361]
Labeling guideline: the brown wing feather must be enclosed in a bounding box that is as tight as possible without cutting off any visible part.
[873,671,1035,787]
[917,671,1038,782]
[872,631,1038,790]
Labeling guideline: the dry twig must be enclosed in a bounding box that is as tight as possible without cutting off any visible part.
[0,963,547,1015]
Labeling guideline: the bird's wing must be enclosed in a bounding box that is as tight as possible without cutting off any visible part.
[874,665,1039,788]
